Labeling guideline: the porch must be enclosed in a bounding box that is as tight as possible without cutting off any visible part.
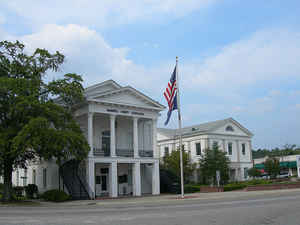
[93,161,160,198]
[77,113,156,158]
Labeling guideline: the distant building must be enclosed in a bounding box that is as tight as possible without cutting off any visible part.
[254,155,300,176]
[157,118,254,182]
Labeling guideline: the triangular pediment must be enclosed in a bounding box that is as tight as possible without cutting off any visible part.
[89,86,165,110]
[212,118,253,137]
[85,80,122,99]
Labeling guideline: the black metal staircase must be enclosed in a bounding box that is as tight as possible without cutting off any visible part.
[60,159,92,200]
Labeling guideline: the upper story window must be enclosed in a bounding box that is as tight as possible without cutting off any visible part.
[226,125,234,132]
[164,146,169,156]
[228,142,233,155]
[43,168,47,188]
[196,143,201,155]
[242,143,246,155]
[23,169,27,186]
[213,141,218,149]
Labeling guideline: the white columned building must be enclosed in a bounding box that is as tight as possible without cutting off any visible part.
[157,118,254,182]
[8,80,165,199]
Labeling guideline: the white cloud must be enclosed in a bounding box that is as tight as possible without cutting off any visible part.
[18,24,168,96]
[180,29,300,95]
[3,0,217,29]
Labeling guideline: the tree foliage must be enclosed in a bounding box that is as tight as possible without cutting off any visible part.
[264,157,280,179]
[0,40,90,201]
[199,142,230,185]
[247,167,262,178]
[160,148,196,183]
[252,144,300,159]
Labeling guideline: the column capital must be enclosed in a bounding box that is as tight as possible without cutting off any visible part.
[110,114,116,120]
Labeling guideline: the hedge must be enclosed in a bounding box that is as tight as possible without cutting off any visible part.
[41,189,70,202]
[224,183,247,192]
[184,184,201,193]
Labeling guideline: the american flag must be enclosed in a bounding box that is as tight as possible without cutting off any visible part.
[164,65,178,125]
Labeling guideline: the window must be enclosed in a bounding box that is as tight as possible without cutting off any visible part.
[196,143,201,155]
[16,170,19,186]
[244,168,248,179]
[213,141,218,148]
[226,125,234,132]
[23,169,27,186]
[182,145,185,151]
[32,169,36,185]
[164,147,169,156]
[242,143,246,155]
[228,142,232,155]
[43,168,47,188]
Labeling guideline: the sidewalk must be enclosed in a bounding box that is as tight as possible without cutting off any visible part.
[40,188,300,207]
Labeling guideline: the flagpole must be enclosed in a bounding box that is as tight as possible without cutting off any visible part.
[175,56,184,199]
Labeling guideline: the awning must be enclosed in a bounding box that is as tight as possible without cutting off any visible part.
[254,161,297,169]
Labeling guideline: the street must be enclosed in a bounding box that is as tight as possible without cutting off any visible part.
[1,190,300,225]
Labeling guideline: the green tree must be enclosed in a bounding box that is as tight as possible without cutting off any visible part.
[161,148,196,183]
[247,167,262,178]
[0,40,90,202]
[199,142,230,185]
[264,157,280,179]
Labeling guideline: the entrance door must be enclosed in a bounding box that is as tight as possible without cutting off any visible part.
[101,175,107,192]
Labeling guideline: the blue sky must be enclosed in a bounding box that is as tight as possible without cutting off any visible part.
[1,0,300,149]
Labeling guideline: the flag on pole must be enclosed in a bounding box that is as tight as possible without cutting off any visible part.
[163,65,178,125]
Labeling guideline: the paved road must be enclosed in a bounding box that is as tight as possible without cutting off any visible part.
[1,190,300,225]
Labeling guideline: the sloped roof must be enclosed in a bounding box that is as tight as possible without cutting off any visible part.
[158,118,253,138]
[85,80,165,110]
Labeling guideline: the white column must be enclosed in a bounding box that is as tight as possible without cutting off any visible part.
[249,140,253,162]
[88,112,94,157]
[152,161,160,195]
[109,161,118,198]
[236,140,240,163]
[88,158,95,199]
[133,117,139,158]
[110,115,116,157]
[87,112,95,199]
[133,162,141,196]
[152,118,157,158]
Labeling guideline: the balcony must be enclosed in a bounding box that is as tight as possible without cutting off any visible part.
[139,150,153,157]
[116,148,134,157]
[93,148,110,157]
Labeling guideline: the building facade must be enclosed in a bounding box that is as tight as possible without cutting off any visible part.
[9,80,165,199]
[157,118,254,182]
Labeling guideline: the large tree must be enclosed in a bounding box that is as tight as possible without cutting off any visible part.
[161,148,197,183]
[264,157,280,179]
[199,142,230,185]
[0,40,90,201]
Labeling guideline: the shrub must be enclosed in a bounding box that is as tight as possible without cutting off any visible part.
[160,168,179,193]
[224,183,247,192]
[41,189,70,202]
[184,184,201,193]
[25,184,38,199]
[0,193,2,200]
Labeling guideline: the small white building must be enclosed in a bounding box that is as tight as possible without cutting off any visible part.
[9,80,165,199]
[157,118,254,181]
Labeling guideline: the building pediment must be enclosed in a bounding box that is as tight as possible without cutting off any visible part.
[212,118,253,137]
[87,84,165,111]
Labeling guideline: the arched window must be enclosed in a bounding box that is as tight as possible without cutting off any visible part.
[226,125,234,132]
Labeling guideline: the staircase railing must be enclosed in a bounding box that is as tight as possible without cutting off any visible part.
[60,159,92,200]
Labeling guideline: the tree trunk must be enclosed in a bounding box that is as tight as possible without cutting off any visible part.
[2,161,13,202]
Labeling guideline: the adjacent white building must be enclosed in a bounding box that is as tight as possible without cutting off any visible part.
[9,80,165,199]
[157,118,254,181]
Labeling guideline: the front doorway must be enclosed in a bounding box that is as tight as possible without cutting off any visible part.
[95,167,109,197]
